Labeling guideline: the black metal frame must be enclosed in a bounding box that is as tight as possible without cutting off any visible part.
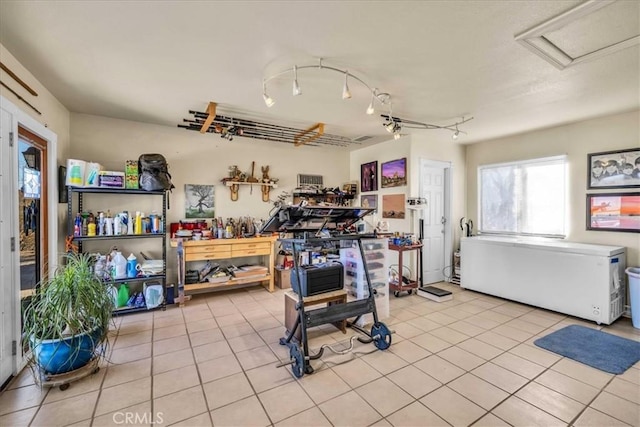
[67,186,168,314]
[278,234,388,375]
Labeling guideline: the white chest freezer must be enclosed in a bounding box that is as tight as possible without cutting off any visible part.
[460,236,626,324]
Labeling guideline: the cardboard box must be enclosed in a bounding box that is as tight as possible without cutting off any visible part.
[125,160,139,189]
[275,267,291,289]
[98,171,125,188]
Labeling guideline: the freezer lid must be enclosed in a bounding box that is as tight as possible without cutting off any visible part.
[462,236,626,257]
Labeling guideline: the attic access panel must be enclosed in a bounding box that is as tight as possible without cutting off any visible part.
[260,205,374,233]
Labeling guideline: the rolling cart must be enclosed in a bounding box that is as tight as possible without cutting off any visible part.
[260,205,393,378]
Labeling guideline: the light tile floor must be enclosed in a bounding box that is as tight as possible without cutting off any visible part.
[1,283,639,426]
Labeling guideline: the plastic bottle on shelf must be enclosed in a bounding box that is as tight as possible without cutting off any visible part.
[74,213,82,236]
[126,211,134,235]
[135,211,143,235]
[98,212,105,235]
[87,213,96,237]
[112,250,127,279]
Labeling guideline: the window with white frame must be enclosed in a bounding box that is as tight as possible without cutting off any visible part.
[478,155,567,237]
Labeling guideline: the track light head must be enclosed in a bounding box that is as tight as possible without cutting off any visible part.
[393,132,401,140]
[366,93,375,115]
[263,92,275,108]
[342,71,352,100]
[293,65,301,96]
[452,130,459,140]
[384,121,396,133]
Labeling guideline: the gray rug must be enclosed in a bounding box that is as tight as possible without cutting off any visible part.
[534,325,640,375]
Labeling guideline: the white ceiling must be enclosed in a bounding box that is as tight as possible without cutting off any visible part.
[0,1,638,148]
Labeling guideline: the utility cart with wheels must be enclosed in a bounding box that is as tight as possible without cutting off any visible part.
[260,205,393,378]
[388,243,422,297]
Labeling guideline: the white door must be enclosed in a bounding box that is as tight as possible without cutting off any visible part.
[420,161,448,284]
[0,108,16,386]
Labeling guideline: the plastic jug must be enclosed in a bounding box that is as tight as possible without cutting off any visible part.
[126,253,139,278]
[117,284,130,308]
[112,251,127,279]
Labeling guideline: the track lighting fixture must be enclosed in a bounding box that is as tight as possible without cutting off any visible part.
[342,70,352,100]
[292,65,301,96]
[262,81,275,107]
[393,131,401,140]
[262,58,392,117]
[380,115,474,140]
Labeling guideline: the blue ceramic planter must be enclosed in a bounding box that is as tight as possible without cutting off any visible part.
[31,328,102,375]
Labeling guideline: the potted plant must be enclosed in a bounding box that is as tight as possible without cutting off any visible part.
[23,252,114,377]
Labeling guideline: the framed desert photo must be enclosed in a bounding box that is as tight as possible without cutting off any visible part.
[360,194,377,210]
[381,158,407,188]
[587,148,640,189]
[361,161,378,192]
[586,192,640,233]
[382,194,405,219]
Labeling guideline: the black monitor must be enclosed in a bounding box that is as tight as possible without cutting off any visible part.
[260,205,375,233]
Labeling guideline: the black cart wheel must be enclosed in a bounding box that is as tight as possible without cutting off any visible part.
[289,343,305,378]
[371,322,392,350]
[394,291,400,297]
[92,367,100,375]
[59,383,70,391]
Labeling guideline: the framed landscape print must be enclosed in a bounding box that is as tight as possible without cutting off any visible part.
[587,148,640,189]
[381,158,407,188]
[361,161,378,192]
[382,194,405,219]
[586,192,640,233]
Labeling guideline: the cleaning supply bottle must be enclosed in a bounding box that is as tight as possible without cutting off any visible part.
[112,250,127,279]
[126,211,134,235]
[135,211,142,235]
[126,253,138,278]
[74,213,82,236]
[87,213,96,237]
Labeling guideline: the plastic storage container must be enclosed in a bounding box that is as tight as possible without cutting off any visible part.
[625,267,640,328]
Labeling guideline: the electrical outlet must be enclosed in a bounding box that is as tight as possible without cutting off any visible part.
[592,305,600,316]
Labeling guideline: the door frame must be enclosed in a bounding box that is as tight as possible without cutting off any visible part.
[1,95,58,375]
[419,158,453,283]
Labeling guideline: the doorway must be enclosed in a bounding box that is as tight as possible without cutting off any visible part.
[1,95,57,388]
[419,159,452,284]
[18,128,48,301]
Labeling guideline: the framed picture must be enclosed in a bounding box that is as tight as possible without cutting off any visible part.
[360,161,378,192]
[360,194,377,210]
[381,158,407,188]
[586,192,640,233]
[58,165,68,204]
[587,148,640,189]
[382,194,405,219]
[185,184,215,218]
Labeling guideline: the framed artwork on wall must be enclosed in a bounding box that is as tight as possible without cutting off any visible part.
[587,148,640,189]
[381,158,407,188]
[382,194,405,219]
[360,194,377,210]
[586,192,640,233]
[185,184,215,218]
[360,161,378,192]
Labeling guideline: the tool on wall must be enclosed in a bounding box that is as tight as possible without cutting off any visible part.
[0,62,38,96]
[460,217,474,237]
[0,80,41,115]
[247,161,259,194]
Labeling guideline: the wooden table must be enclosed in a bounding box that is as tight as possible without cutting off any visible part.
[284,289,347,342]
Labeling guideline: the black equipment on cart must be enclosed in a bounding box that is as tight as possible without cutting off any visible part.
[260,205,393,378]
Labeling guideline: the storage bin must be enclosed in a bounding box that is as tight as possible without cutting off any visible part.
[625,267,640,329]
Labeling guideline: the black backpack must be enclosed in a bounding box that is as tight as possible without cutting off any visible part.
[139,154,175,192]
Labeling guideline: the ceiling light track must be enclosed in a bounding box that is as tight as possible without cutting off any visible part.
[262,58,392,116]
[380,114,474,140]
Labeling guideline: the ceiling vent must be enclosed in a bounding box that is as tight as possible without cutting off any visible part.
[297,174,323,188]
[515,0,640,70]
[353,135,374,143]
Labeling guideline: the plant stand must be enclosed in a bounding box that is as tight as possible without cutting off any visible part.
[35,357,100,391]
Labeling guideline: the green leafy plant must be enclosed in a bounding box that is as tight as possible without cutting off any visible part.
[23,252,114,372]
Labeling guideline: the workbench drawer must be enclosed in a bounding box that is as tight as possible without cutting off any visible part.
[185,250,231,261]
[231,243,271,257]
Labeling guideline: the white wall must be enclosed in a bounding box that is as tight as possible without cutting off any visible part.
[70,113,350,275]
[466,109,640,266]
[0,43,71,255]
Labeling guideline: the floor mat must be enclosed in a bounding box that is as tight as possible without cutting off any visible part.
[534,325,640,375]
